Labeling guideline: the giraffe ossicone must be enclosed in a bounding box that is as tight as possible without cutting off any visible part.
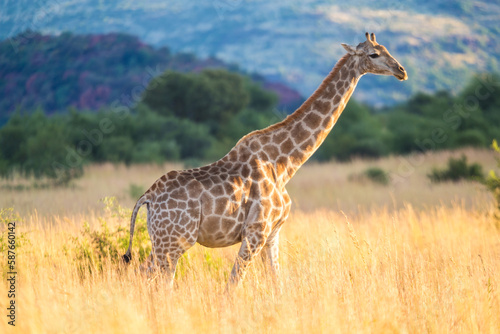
[122,32,408,286]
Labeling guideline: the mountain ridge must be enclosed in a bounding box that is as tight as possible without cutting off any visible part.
[0,30,302,117]
[1,0,499,105]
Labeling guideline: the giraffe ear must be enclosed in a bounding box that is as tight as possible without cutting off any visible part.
[341,43,356,55]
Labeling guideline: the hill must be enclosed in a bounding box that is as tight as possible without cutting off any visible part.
[0,31,302,118]
[1,0,499,105]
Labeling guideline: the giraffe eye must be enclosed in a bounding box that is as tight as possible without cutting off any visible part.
[369,53,380,59]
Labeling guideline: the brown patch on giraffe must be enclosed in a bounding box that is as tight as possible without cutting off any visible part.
[175,225,187,234]
[214,198,228,213]
[332,94,341,106]
[336,80,344,91]
[258,178,272,192]
[221,217,235,229]
[273,131,288,144]
[276,155,288,175]
[341,68,349,80]
[258,135,272,146]
[314,130,329,143]
[271,208,283,221]
[223,182,234,195]
[161,210,170,219]
[280,138,294,154]
[212,184,224,197]
[250,140,261,151]
[300,138,315,152]
[160,175,167,182]
[175,189,188,201]
[170,227,181,236]
[259,151,270,161]
[239,146,251,161]
[228,227,242,241]
[151,183,157,191]
[187,183,201,199]
[263,144,279,159]
[241,164,251,178]
[321,115,334,130]
[251,169,264,182]
[227,150,238,161]
[293,123,310,143]
[167,170,178,178]
[290,149,305,164]
[323,84,336,99]
[303,112,323,130]
[202,197,214,213]
[311,100,330,114]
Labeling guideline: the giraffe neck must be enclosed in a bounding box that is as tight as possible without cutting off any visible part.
[225,54,363,187]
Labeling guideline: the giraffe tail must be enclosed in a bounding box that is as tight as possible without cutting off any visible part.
[122,193,150,264]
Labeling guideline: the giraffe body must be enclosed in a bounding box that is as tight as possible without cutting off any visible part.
[123,33,408,286]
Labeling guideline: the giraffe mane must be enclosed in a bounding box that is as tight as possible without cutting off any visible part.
[235,54,351,145]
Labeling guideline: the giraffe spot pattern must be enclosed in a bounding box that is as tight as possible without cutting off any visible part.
[127,51,387,285]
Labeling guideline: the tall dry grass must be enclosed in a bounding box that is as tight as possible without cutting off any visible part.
[0,148,495,217]
[1,148,499,333]
[1,203,499,333]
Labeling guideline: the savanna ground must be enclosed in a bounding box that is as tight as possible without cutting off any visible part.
[1,148,499,333]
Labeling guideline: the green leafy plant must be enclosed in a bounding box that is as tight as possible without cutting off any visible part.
[348,166,390,185]
[364,167,390,185]
[0,208,29,253]
[72,197,151,274]
[485,140,500,217]
[128,183,145,200]
[428,155,484,183]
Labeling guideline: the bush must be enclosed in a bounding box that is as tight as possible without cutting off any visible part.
[428,155,484,183]
[348,166,390,186]
[72,197,150,274]
[485,140,500,218]
[128,183,145,200]
[364,167,390,185]
[0,111,83,186]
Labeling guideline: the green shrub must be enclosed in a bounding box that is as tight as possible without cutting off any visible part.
[428,155,484,183]
[364,167,390,185]
[128,183,145,200]
[0,208,30,256]
[455,129,488,147]
[72,197,150,274]
[485,140,500,219]
[349,166,390,185]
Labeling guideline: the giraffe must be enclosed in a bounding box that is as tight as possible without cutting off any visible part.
[122,32,407,286]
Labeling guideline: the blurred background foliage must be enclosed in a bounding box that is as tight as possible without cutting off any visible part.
[1,31,500,185]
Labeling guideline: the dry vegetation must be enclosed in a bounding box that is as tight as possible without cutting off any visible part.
[1,148,499,333]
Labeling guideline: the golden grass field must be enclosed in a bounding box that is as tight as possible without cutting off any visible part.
[1,148,499,333]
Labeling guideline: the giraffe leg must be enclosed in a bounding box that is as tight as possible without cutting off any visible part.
[261,236,280,277]
[138,251,155,274]
[228,234,267,287]
[150,234,197,287]
[261,230,284,293]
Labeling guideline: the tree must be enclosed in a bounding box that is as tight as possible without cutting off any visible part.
[142,69,251,136]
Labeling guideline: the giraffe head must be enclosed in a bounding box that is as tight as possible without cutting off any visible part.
[341,32,408,81]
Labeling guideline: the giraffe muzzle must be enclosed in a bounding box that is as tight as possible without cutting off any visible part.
[395,66,408,81]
